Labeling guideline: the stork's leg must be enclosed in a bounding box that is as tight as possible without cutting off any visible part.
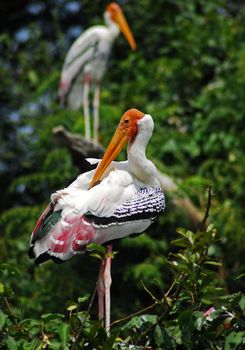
[82,80,91,141]
[97,260,105,323]
[96,244,112,330]
[104,244,112,332]
[93,84,100,144]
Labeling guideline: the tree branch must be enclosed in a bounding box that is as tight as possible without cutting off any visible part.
[199,185,213,231]
[53,126,104,172]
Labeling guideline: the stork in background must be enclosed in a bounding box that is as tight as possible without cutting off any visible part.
[29,108,165,330]
[58,3,136,144]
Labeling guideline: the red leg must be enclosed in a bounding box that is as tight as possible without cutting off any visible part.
[104,244,112,332]
[97,259,105,324]
[96,244,112,330]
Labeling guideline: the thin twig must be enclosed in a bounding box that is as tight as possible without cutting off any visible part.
[110,279,178,328]
[165,279,177,298]
[3,297,13,316]
[136,274,187,345]
[110,302,158,327]
[157,274,187,323]
[199,185,213,231]
[141,280,158,302]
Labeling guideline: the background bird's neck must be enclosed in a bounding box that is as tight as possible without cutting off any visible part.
[104,12,120,40]
[108,22,120,39]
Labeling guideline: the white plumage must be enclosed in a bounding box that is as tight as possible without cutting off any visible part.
[30,111,164,259]
[58,3,136,143]
[29,108,165,330]
[59,25,113,110]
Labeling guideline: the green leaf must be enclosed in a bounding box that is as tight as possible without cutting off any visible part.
[166,325,182,345]
[225,331,245,350]
[122,314,157,331]
[176,227,186,236]
[78,294,90,304]
[193,311,206,331]
[121,316,142,331]
[67,305,78,312]
[236,273,245,280]
[239,296,245,311]
[0,263,21,277]
[171,238,188,248]
[19,318,41,327]
[86,243,106,255]
[179,310,206,332]
[76,311,89,323]
[204,261,222,266]
[206,224,214,232]
[89,253,102,260]
[0,309,7,328]
[176,228,194,245]
[59,323,70,347]
[41,313,64,322]
[48,340,62,350]
[6,336,17,350]
[154,325,175,349]
[141,314,157,324]
[219,293,242,306]
[0,282,4,294]
[18,338,40,350]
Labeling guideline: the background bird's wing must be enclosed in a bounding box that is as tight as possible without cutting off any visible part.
[58,30,101,108]
[63,30,101,74]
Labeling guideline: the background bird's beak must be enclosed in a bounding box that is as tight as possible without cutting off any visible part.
[115,10,136,50]
[90,126,129,188]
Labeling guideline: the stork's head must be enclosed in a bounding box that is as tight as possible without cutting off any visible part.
[105,2,136,50]
[90,108,144,188]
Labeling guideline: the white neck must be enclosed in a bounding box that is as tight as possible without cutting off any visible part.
[127,115,159,187]
[104,12,120,40]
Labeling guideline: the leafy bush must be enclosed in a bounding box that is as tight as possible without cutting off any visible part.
[1,190,244,348]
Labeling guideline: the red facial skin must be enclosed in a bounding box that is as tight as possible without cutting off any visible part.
[118,108,144,141]
[106,2,122,21]
[89,108,144,188]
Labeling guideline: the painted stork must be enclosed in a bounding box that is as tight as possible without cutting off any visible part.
[29,108,165,330]
[58,2,136,144]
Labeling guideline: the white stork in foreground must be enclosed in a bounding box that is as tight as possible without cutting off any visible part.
[58,2,136,144]
[29,108,165,330]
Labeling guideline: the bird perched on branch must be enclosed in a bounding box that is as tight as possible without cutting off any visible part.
[58,3,136,144]
[29,108,165,330]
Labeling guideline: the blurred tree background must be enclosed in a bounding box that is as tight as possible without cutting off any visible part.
[0,0,244,348]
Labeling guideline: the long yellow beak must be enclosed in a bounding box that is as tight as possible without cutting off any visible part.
[89,126,128,188]
[115,11,136,50]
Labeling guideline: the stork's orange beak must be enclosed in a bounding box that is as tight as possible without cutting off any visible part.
[115,10,136,51]
[89,126,128,188]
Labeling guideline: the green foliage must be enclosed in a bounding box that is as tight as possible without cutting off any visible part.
[1,222,244,349]
[0,0,245,348]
